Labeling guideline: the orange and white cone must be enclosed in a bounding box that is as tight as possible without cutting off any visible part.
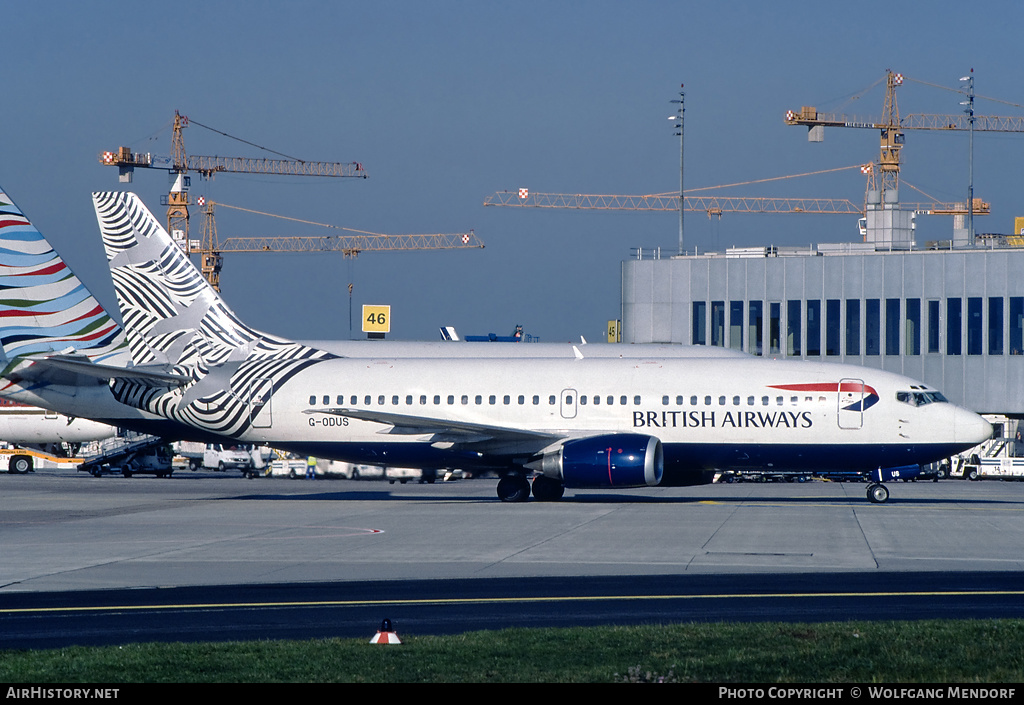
[370,618,402,644]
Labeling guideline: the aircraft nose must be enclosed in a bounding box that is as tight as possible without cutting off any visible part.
[956,408,992,446]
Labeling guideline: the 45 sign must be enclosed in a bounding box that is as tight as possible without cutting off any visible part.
[362,305,391,334]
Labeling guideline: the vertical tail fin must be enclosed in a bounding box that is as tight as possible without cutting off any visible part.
[0,188,127,365]
[92,191,330,368]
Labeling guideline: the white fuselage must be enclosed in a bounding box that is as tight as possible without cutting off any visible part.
[0,402,117,445]
[227,355,990,478]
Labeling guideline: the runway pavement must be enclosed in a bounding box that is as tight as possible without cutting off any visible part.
[4,470,1024,594]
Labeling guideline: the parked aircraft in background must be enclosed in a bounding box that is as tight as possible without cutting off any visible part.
[0,399,117,449]
[0,186,993,503]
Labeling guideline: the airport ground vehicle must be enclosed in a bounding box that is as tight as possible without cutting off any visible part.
[2,447,82,473]
[78,436,174,477]
[174,441,260,477]
[943,415,1022,481]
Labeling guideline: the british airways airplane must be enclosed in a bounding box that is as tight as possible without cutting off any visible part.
[0,187,992,503]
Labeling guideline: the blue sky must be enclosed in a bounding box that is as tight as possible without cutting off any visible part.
[3,1,1022,342]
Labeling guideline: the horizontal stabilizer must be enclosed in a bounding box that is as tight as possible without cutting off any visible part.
[15,355,190,387]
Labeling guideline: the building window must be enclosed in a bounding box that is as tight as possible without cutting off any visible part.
[905,298,921,356]
[947,299,962,356]
[989,297,1004,355]
[786,300,801,356]
[711,301,725,347]
[845,299,860,356]
[769,302,781,355]
[865,299,880,356]
[967,297,983,356]
[826,299,841,356]
[885,298,900,355]
[692,301,707,346]
[927,300,940,354]
[730,301,744,351]
[748,300,763,356]
[806,300,821,356]
[1010,297,1023,355]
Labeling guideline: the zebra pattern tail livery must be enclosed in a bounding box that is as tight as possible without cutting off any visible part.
[92,191,336,436]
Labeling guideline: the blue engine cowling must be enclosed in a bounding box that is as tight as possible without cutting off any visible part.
[536,434,664,488]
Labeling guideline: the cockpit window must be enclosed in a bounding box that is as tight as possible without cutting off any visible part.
[896,390,949,406]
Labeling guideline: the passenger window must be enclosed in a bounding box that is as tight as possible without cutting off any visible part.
[488,395,496,405]
[607,396,614,405]
[364,395,372,405]
[378,395,385,405]
[309,395,316,405]
[533,395,540,405]
[447,395,455,405]
[475,395,483,405]
[322,395,329,405]
[504,395,511,405]
[419,395,426,405]
[336,395,344,405]
[434,395,441,405]
[662,395,669,406]
[690,396,697,405]
[392,395,399,405]
[593,395,600,406]
[549,395,557,405]
[406,395,413,405]
[633,396,641,405]
[351,395,357,405]
[676,395,684,405]
[580,396,587,405]
[518,395,525,405]
[620,396,627,405]
[461,395,469,405]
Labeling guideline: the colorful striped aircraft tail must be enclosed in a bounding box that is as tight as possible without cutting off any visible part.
[0,188,127,367]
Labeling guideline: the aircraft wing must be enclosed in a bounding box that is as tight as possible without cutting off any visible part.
[307,407,560,443]
[6,355,191,388]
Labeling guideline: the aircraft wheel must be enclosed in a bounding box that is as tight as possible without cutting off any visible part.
[8,454,33,474]
[867,483,889,504]
[532,475,565,502]
[497,475,530,503]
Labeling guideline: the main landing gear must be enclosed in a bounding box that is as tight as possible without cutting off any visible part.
[496,473,566,502]
[866,483,889,504]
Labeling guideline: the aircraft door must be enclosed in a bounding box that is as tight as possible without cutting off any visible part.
[249,378,273,428]
[838,378,864,429]
[560,388,578,419]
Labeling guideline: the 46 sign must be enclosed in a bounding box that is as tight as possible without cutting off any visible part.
[362,305,391,334]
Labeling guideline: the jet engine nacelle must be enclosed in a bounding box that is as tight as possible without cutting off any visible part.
[533,434,664,488]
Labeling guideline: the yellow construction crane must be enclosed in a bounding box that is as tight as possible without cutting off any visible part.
[197,200,483,291]
[484,163,985,219]
[99,110,367,260]
[784,70,1022,211]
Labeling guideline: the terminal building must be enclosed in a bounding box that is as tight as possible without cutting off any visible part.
[621,214,1024,416]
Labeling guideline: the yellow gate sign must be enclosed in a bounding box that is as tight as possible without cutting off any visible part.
[363,305,391,334]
